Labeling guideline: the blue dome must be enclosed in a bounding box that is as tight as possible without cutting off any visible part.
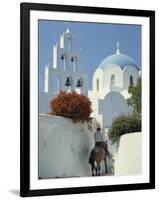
[98,53,138,70]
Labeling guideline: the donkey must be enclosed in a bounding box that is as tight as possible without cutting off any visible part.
[89,146,108,176]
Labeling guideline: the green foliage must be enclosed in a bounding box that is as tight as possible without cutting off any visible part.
[108,113,141,144]
[127,77,141,113]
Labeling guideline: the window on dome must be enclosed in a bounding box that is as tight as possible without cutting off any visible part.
[111,74,115,86]
[130,75,134,86]
[96,78,99,91]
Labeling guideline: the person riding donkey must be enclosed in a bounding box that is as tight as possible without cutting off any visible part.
[88,127,111,175]
[94,127,110,157]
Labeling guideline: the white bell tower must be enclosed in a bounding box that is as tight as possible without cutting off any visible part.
[44,27,88,99]
[53,27,80,72]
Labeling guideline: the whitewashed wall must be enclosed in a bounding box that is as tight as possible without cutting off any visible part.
[39,115,95,179]
[98,91,131,128]
[115,132,142,176]
[104,65,123,90]
[92,68,104,92]
[39,114,113,179]
[123,65,139,89]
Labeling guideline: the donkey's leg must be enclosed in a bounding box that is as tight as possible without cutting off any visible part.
[92,165,94,176]
[95,167,98,176]
[104,158,108,173]
[98,165,100,176]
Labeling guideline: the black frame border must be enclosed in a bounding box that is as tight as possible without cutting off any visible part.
[20,2,155,197]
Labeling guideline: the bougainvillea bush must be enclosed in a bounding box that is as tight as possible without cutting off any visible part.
[49,91,92,123]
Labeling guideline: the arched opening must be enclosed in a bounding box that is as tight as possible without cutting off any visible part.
[60,53,66,70]
[96,78,99,91]
[111,74,115,86]
[70,56,76,72]
[76,78,83,88]
[130,75,134,86]
[64,76,73,91]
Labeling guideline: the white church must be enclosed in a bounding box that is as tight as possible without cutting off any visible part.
[39,28,141,133]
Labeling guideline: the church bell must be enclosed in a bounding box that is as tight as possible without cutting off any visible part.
[76,79,82,87]
[61,54,64,60]
[65,77,71,86]
[70,56,74,62]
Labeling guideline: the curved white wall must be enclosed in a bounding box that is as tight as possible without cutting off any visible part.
[115,132,142,176]
[39,114,113,178]
[39,114,95,178]
[103,65,123,90]
[99,91,131,128]
[123,65,139,89]
[93,68,103,92]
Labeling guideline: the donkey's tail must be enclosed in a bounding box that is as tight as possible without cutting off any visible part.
[89,149,95,164]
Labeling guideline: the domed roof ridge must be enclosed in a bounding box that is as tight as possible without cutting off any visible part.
[98,52,138,70]
[98,43,138,70]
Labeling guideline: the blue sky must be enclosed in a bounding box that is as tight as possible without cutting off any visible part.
[39,20,141,90]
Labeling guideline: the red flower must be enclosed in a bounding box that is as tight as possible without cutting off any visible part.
[49,91,92,123]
